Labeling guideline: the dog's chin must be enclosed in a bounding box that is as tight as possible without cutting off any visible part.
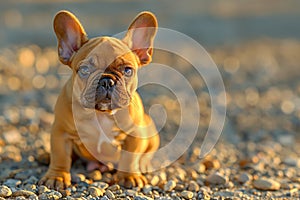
[95,102,112,111]
[94,100,130,115]
[94,103,119,115]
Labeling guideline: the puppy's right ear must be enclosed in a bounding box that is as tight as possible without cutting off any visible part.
[53,10,88,66]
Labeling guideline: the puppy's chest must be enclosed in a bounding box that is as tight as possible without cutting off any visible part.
[73,113,127,162]
[96,114,127,146]
[95,114,128,162]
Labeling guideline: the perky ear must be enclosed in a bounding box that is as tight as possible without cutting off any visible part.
[53,10,88,66]
[123,11,158,66]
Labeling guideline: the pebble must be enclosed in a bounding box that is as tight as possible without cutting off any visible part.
[180,190,194,199]
[23,176,38,185]
[174,183,185,191]
[100,196,110,200]
[125,189,137,197]
[72,173,86,183]
[39,190,62,200]
[38,186,49,194]
[88,170,102,181]
[197,190,210,200]
[12,190,35,198]
[14,170,31,180]
[202,159,221,170]
[283,157,300,167]
[205,172,227,185]
[214,191,236,198]
[164,180,176,192]
[92,181,109,190]
[142,185,152,194]
[23,184,37,193]
[2,129,22,144]
[3,179,21,188]
[253,178,281,191]
[108,184,120,191]
[88,186,103,197]
[134,195,154,200]
[188,180,199,192]
[237,172,252,184]
[0,185,12,197]
[192,162,206,173]
[105,189,115,199]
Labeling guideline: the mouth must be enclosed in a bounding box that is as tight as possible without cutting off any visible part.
[95,99,112,111]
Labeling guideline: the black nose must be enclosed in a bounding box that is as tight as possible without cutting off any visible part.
[99,77,115,90]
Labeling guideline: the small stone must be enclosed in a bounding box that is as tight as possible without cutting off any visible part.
[142,184,152,194]
[108,184,120,191]
[39,190,62,200]
[283,158,300,167]
[28,194,39,200]
[72,173,85,183]
[205,172,227,185]
[14,170,31,180]
[23,184,37,193]
[23,176,38,185]
[237,172,252,184]
[180,190,194,199]
[3,129,22,144]
[88,186,103,197]
[202,159,220,169]
[188,169,199,179]
[0,185,12,197]
[100,196,109,200]
[164,180,176,192]
[3,179,21,188]
[125,189,137,197]
[134,195,154,200]
[197,190,210,200]
[71,192,85,198]
[253,178,281,191]
[38,186,49,194]
[12,190,35,198]
[174,183,185,191]
[214,191,235,197]
[92,181,109,190]
[2,145,22,161]
[175,167,186,181]
[188,180,199,192]
[105,189,115,199]
[193,162,206,173]
[88,170,102,181]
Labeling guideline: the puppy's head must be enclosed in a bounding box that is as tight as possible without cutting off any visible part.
[53,11,157,113]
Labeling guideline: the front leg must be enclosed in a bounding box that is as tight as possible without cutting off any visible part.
[116,135,148,188]
[39,124,73,190]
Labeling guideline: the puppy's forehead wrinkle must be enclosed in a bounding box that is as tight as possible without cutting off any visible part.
[71,36,133,69]
[88,37,134,69]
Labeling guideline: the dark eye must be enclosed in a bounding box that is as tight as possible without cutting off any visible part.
[124,67,133,77]
[78,66,90,78]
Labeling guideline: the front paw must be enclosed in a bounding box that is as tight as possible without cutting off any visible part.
[115,172,147,188]
[39,170,71,190]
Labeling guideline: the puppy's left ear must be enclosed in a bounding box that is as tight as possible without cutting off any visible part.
[123,12,158,66]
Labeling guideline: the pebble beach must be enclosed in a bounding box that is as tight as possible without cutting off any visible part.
[0,39,300,199]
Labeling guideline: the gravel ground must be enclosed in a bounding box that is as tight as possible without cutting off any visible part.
[0,39,300,199]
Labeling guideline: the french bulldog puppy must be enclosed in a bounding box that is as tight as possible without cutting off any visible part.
[39,10,160,190]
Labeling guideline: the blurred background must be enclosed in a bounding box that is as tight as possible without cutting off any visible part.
[0,0,300,160]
